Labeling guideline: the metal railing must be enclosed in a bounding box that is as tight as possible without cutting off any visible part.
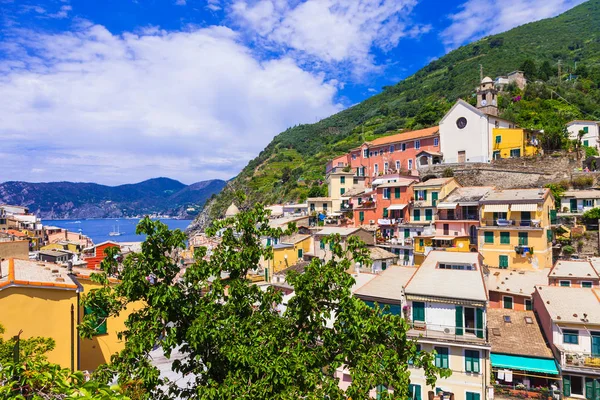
[407,322,487,343]
[480,219,542,228]
[559,349,600,371]
[437,214,479,221]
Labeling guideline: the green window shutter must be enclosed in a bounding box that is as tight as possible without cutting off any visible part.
[455,306,463,336]
[340,176,345,184]
[432,192,438,206]
[404,229,410,238]
[266,238,271,246]
[395,187,400,198]
[547,229,553,242]
[412,301,425,322]
[297,249,303,258]
[525,299,533,311]
[500,232,510,244]
[383,208,388,218]
[329,243,333,250]
[499,255,509,269]
[409,384,422,400]
[414,209,420,221]
[484,231,494,244]
[425,209,433,221]
[519,232,528,245]
[550,209,557,224]
[423,190,427,200]
[320,240,325,249]
[419,239,424,247]
[584,127,589,133]
[359,211,364,222]
[496,135,501,143]
[584,140,589,147]
[465,350,480,373]
[586,378,594,400]
[340,188,345,195]
[476,308,484,338]
[564,376,571,397]
[85,306,107,335]
[358,197,362,205]
[434,347,449,369]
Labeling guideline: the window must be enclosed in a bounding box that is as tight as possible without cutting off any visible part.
[266,238,272,246]
[401,143,406,151]
[363,149,369,158]
[466,392,481,400]
[353,177,358,185]
[84,306,108,335]
[340,176,345,184]
[465,350,480,373]
[585,199,594,207]
[352,153,357,160]
[525,299,532,311]
[412,301,425,322]
[374,164,379,174]
[495,135,501,143]
[394,187,400,199]
[434,137,439,146]
[340,188,345,195]
[425,209,433,221]
[484,231,494,244]
[584,127,589,133]
[582,281,593,288]
[323,203,328,211]
[493,151,501,160]
[383,188,390,199]
[500,232,510,244]
[383,208,388,218]
[434,347,449,369]
[563,329,579,344]
[408,384,422,400]
[438,263,475,271]
[310,203,315,212]
[503,296,513,309]
[358,197,363,205]
[518,232,528,246]
[510,148,521,157]
[495,120,500,128]
[395,161,400,171]
[584,140,589,147]
[408,159,413,169]
[359,211,364,222]
[384,162,389,173]
[499,255,509,269]
[457,117,467,129]
[413,209,420,221]
[297,249,303,258]
[390,145,395,153]
[408,344,421,365]
[370,152,373,157]
[415,140,421,150]
[560,280,571,287]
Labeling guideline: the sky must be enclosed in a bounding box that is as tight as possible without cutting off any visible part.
[0,0,586,185]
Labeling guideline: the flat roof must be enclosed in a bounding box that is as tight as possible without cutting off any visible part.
[0,259,78,290]
[306,197,332,202]
[315,227,364,236]
[377,179,416,188]
[535,285,600,324]
[549,260,599,280]
[281,234,311,244]
[487,308,553,359]
[404,251,487,302]
[562,190,600,199]
[480,188,549,203]
[441,186,494,205]
[487,268,550,297]
[354,266,418,301]
[413,177,455,188]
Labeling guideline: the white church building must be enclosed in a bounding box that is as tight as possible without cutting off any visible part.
[440,77,516,164]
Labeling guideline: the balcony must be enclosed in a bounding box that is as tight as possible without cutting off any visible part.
[437,214,479,221]
[479,219,543,230]
[407,322,487,344]
[558,348,600,373]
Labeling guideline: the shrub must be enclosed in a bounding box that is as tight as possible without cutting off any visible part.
[572,176,594,189]
[442,168,455,177]
[563,245,576,256]
[582,207,600,223]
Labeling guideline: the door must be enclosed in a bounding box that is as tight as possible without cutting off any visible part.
[464,307,475,335]
[571,199,578,213]
[443,224,449,235]
[470,225,477,245]
[458,150,466,163]
[521,211,531,226]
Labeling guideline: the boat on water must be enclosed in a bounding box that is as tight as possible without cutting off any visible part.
[109,223,123,237]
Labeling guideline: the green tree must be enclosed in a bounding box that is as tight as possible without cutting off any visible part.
[520,59,537,80]
[538,60,554,81]
[0,325,55,365]
[81,206,450,399]
[582,207,600,223]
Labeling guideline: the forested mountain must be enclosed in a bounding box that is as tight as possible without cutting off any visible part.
[190,0,600,232]
[0,178,226,219]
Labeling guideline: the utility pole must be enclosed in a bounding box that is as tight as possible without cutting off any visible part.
[558,60,562,81]
[479,64,483,82]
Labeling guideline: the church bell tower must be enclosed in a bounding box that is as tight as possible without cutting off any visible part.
[477,76,498,116]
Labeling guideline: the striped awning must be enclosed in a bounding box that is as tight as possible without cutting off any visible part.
[511,203,539,212]
[437,202,458,209]
[387,204,408,210]
[484,204,509,213]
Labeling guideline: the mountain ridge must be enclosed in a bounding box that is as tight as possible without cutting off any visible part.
[0,177,226,219]
[188,0,600,233]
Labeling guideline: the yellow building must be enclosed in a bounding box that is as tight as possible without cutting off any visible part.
[41,241,83,253]
[410,177,461,223]
[492,128,539,159]
[414,236,472,258]
[0,258,137,372]
[478,188,555,270]
[262,234,312,281]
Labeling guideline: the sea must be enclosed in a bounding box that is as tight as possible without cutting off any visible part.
[42,218,193,244]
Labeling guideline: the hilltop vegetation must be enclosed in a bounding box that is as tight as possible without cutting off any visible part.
[192,0,600,231]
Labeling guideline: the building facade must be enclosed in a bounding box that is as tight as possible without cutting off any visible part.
[491,128,540,159]
[567,120,600,149]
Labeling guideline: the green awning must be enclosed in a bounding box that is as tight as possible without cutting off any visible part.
[491,353,559,375]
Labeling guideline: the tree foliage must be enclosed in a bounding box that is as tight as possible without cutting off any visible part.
[82,206,449,399]
[582,207,600,223]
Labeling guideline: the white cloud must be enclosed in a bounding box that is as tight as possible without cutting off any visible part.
[47,5,72,19]
[175,0,187,5]
[441,0,586,50]
[0,24,342,185]
[230,0,428,76]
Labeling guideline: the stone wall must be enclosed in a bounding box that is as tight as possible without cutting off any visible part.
[0,240,29,259]
[418,153,595,189]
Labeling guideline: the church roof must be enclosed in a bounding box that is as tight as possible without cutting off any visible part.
[482,76,493,84]
[225,203,240,217]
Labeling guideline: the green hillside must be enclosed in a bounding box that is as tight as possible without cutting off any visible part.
[193,0,600,230]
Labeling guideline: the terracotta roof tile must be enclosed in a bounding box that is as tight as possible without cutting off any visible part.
[366,126,439,147]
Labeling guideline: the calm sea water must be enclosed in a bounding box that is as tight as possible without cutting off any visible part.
[42,219,193,244]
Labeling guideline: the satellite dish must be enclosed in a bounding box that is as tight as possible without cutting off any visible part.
[481,99,487,106]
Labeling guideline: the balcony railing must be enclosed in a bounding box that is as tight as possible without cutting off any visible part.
[407,322,487,344]
[437,214,479,221]
[559,349,600,371]
[480,219,543,229]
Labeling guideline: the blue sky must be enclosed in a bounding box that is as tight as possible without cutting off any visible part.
[0,0,585,185]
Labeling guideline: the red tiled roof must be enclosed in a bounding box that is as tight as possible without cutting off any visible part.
[366,126,439,147]
[6,229,27,238]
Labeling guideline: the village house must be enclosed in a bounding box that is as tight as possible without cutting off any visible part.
[486,268,549,311]
[81,241,121,270]
[440,78,516,164]
[0,240,29,259]
[37,249,72,264]
[547,260,600,288]
[494,70,527,90]
[491,128,540,159]
[478,188,555,270]
[559,190,600,215]
[260,233,312,282]
[364,246,398,273]
[404,251,491,400]
[487,308,559,390]
[533,285,600,399]
[567,120,600,149]
[310,227,374,261]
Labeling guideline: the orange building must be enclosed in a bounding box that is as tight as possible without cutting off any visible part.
[81,241,120,269]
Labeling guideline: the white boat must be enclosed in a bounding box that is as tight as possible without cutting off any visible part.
[109,223,122,237]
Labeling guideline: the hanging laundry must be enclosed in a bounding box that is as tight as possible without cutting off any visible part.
[505,370,513,383]
[498,370,505,380]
